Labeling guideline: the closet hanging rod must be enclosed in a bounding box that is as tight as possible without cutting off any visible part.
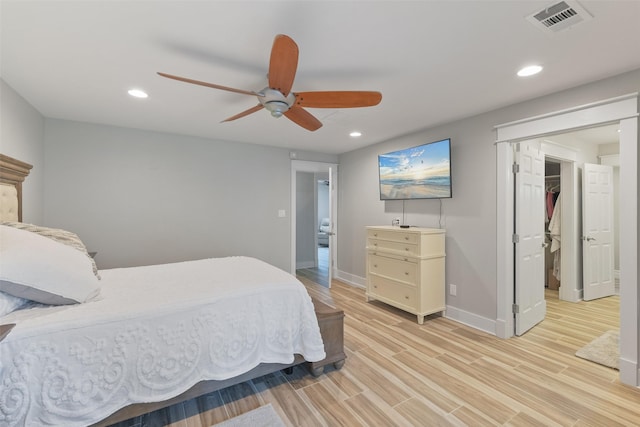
[545,175,560,179]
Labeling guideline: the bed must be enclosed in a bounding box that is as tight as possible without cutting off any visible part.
[0,154,345,426]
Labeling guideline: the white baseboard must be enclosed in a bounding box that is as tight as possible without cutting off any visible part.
[494,318,512,339]
[619,357,639,387]
[334,269,366,288]
[296,261,315,269]
[444,305,497,336]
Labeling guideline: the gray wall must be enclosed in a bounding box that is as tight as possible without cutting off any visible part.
[42,119,295,271]
[0,79,45,224]
[336,68,640,323]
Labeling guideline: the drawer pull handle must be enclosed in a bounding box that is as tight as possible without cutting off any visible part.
[374,233,378,237]
[405,247,409,251]
[404,258,408,261]
[405,296,409,299]
[405,236,409,240]
[405,272,409,275]
[373,264,378,268]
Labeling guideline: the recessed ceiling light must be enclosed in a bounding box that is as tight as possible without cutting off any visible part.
[517,65,543,77]
[128,89,148,98]
[349,131,362,138]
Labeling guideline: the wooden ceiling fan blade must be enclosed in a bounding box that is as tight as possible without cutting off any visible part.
[221,104,264,122]
[284,106,322,131]
[295,91,382,108]
[157,72,260,97]
[268,35,298,97]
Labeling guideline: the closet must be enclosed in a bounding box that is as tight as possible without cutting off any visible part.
[545,161,561,291]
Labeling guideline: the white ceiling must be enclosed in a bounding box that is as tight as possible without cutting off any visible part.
[2,1,639,155]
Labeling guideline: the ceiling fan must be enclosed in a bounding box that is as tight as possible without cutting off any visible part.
[158,34,382,131]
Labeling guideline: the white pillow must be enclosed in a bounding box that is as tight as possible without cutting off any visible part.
[1,221,100,279]
[0,225,100,305]
[0,291,28,317]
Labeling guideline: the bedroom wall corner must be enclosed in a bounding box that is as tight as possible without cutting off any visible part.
[0,79,45,224]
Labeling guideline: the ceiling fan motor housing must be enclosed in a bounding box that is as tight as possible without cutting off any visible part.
[259,88,295,117]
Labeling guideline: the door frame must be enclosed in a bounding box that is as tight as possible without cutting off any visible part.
[494,93,638,386]
[291,160,338,284]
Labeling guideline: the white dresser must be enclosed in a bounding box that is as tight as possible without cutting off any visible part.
[366,226,445,324]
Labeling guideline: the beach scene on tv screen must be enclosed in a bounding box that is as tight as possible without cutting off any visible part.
[379,140,451,199]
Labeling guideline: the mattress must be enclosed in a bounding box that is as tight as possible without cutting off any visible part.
[0,256,325,427]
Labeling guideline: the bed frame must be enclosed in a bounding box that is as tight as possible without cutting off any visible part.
[0,153,346,426]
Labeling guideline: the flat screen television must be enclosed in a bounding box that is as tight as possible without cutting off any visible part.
[378,138,452,200]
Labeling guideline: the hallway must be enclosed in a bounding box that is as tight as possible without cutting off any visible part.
[296,246,329,287]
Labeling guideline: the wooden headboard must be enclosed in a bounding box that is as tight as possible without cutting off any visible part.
[0,154,33,222]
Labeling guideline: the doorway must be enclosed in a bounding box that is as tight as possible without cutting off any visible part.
[542,127,620,303]
[512,128,620,336]
[295,174,331,286]
[290,160,338,288]
[495,93,638,386]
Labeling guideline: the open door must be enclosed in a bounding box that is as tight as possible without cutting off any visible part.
[326,166,337,287]
[514,140,546,335]
[582,163,615,300]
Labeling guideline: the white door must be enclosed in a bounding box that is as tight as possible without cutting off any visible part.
[582,163,615,300]
[514,141,546,335]
[326,166,337,287]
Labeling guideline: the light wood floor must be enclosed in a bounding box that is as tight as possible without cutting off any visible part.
[296,246,330,287]
[111,280,640,427]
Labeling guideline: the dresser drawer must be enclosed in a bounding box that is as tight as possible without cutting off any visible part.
[368,275,417,310]
[368,253,417,285]
[367,229,417,244]
[367,238,419,256]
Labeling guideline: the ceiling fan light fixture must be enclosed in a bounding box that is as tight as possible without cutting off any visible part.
[264,100,289,118]
[259,88,295,118]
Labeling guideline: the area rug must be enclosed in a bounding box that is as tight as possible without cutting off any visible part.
[575,330,619,370]
[215,404,285,427]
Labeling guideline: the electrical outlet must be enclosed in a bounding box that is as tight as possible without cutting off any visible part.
[449,284,457,296]
[392,218,400,226]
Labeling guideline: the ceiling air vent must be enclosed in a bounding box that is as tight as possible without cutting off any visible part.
[526,0,593,34]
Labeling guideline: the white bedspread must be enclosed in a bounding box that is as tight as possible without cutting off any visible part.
[0,256,325,426]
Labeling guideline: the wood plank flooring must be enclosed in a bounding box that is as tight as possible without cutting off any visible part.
[110,281,640,427]
[296,246,330,287]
